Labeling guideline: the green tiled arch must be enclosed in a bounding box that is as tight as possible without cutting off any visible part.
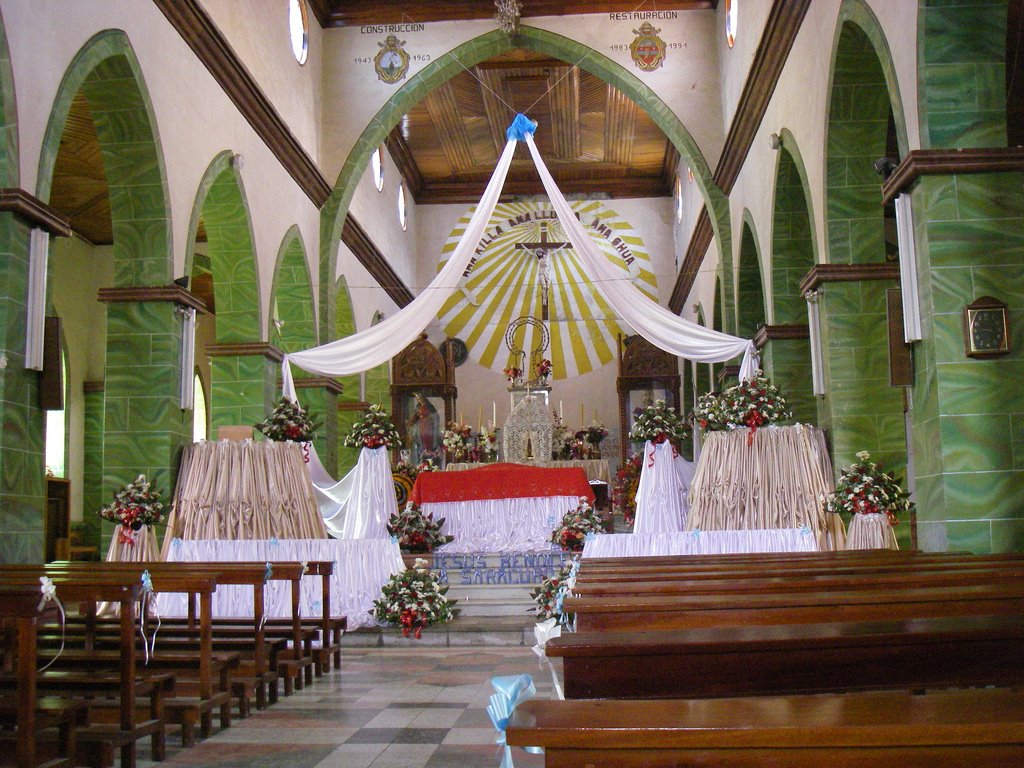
[185,151,262,343]
[319,26,730,339]
[0,6,18,188]
[270,225,317,353]
[37,30,170,286]
[736,211,766,339]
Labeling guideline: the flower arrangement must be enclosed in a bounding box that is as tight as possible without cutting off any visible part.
[255,397,318,442]
[551,413,572,459]
[530,560,577,621]
[392,458,435,506]
[344,403,401,449]
[372,559,458,639]
[694,372,790,444]
[611,453,643,528]
[387,502,454,553]
[550,497,605,552]
[535,358,552,381]
[503,366,522,383]
[584,421,608,446]
[442,422,473,461]
[628,399,690,448]
[477,424,499,461]
[569,432,589,460]
[99,474,165,546]
[825,451,914,526]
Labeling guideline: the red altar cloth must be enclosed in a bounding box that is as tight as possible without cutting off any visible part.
[410,462,595,505]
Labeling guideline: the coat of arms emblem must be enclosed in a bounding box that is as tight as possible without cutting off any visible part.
[629,23,666,72]
[374,35,410,84]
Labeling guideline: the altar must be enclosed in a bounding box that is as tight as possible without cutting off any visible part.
[444,458,611,484]
[411,462,594,553]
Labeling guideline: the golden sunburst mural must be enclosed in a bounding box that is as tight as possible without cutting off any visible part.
[436,201,657,379]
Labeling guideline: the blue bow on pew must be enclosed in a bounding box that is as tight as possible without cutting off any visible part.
[487,674,543,767]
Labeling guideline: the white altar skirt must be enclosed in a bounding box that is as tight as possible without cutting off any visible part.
[156,538,405,629]
[427,495,582,553]
[633,441,689,534]
[582,529,819,558]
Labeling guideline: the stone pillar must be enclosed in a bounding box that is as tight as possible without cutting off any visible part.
[289,377,342,478]
[0,190,71,562]
[754,324,815,426]
[338,400,369,476]
[96,286,204,552]
[80,381,105,552]
[205,342,281,438]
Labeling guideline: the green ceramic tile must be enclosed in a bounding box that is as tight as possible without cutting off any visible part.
[944,520,992,553]
[938,413,1013,472]
[991,518,1024,552]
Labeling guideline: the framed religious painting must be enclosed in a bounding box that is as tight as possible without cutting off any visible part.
[391,335,456,464]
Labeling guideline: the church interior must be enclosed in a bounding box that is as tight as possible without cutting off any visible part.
[2,0,1024,766]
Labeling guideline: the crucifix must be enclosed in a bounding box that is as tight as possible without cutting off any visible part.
[515,222,572,321]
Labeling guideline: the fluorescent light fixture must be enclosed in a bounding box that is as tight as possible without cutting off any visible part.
[25,228,49,370]
[894,193,922,343]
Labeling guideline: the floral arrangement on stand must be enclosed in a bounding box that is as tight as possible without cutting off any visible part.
[569,431,589,460]
[534,358,552,384]
[825,451,914,526]
[344,403,401,449]
[477,424,499,462]
[442,422,473,462]
[611,453,643,528]
[551,413,572,459]
[530,559,578,621]
[99,474,165,546]
[387,502,454,554]
[255,397,319,442]
[628,399,690,450]
[392,457,436,507]
[583,420,609,458]
[550,497,605,552]
[694,371,790,445]
[503,365,523,385]
[372,558,459,639]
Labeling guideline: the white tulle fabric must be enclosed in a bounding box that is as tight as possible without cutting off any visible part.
[280,137,520,400]
[157,538,405,629]
[582,529,819,558]
[633,441,689,534]
[280,118,757,404]
[308,445,395,539]
[425,496,581,553]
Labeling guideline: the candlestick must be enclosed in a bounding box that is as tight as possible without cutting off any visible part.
[580,402,584,425]
[493,401,497,425]
[478,405,483,431]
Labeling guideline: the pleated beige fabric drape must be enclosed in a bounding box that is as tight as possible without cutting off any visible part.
[161,440,326,556]
[686,425,847,551]
[846,513,899,549]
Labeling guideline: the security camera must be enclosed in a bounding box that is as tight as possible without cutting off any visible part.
[873,157,899,180]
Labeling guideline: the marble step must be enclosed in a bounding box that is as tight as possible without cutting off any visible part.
[340,613,542,648]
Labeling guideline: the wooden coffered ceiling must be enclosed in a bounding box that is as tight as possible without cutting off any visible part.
[307,1,716,28]
[387,48,682,203]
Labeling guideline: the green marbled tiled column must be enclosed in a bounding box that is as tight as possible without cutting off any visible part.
[909,172,1024,552]
[101,298,189,551]
[292,383,338,477]
[0,212,45,563]
[817,280,911,548]
[762,339,816,426]
[736,225,766,338]
[209,351,276,435]
[80,384,104,551]
[337,405,365,476]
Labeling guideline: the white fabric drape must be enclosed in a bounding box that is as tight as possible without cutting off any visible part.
[281,115,757,404]
[521,132,758,380]
[425,495,580,553]
[581,529,819,558]
[317,446,396,539]
[159,538,405,629]
[633,440,689,533]
[280,137,520,400]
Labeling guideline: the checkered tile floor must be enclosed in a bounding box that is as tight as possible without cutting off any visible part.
[141,648,553,767]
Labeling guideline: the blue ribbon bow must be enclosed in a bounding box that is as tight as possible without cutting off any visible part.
[506,113,537,142]
[171,537,183,549]
[269,536,280,547]
[140,570,153,593]
[800,525,812,536]
[264,562,273,581]
[487,674,542,767]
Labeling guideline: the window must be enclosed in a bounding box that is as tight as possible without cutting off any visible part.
[725,0,738,48]
[193,372,208,443]
[371,146,384,192]
[398,182,408,231]
[673,175,684,224]
[288,0,309,65]
[44,348,68,477]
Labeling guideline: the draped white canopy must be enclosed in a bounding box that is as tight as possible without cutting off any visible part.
[281,114,757,401]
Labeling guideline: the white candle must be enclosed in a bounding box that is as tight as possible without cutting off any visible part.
[559,400,563,419]
[492,401,497,425]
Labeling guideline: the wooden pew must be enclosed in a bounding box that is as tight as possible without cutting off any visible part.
[546,614,1024,699]
[505,688,1024,767]
[0,574,156,768]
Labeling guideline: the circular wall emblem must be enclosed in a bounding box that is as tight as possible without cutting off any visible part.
[440,337,469,367]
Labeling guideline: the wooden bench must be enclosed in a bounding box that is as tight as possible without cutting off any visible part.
[505,688,1024,767]
[547,613,1024,699]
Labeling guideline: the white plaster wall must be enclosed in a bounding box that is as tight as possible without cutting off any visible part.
[718,0,920,321]
[199,0,322,161]
[718,0,773,131]
[320,9,726,186]
[2,0,322,339]
[50,237,114,521]
[336,240,400,332]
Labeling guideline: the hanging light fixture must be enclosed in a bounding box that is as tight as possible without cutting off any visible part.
[495,0,522,36]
